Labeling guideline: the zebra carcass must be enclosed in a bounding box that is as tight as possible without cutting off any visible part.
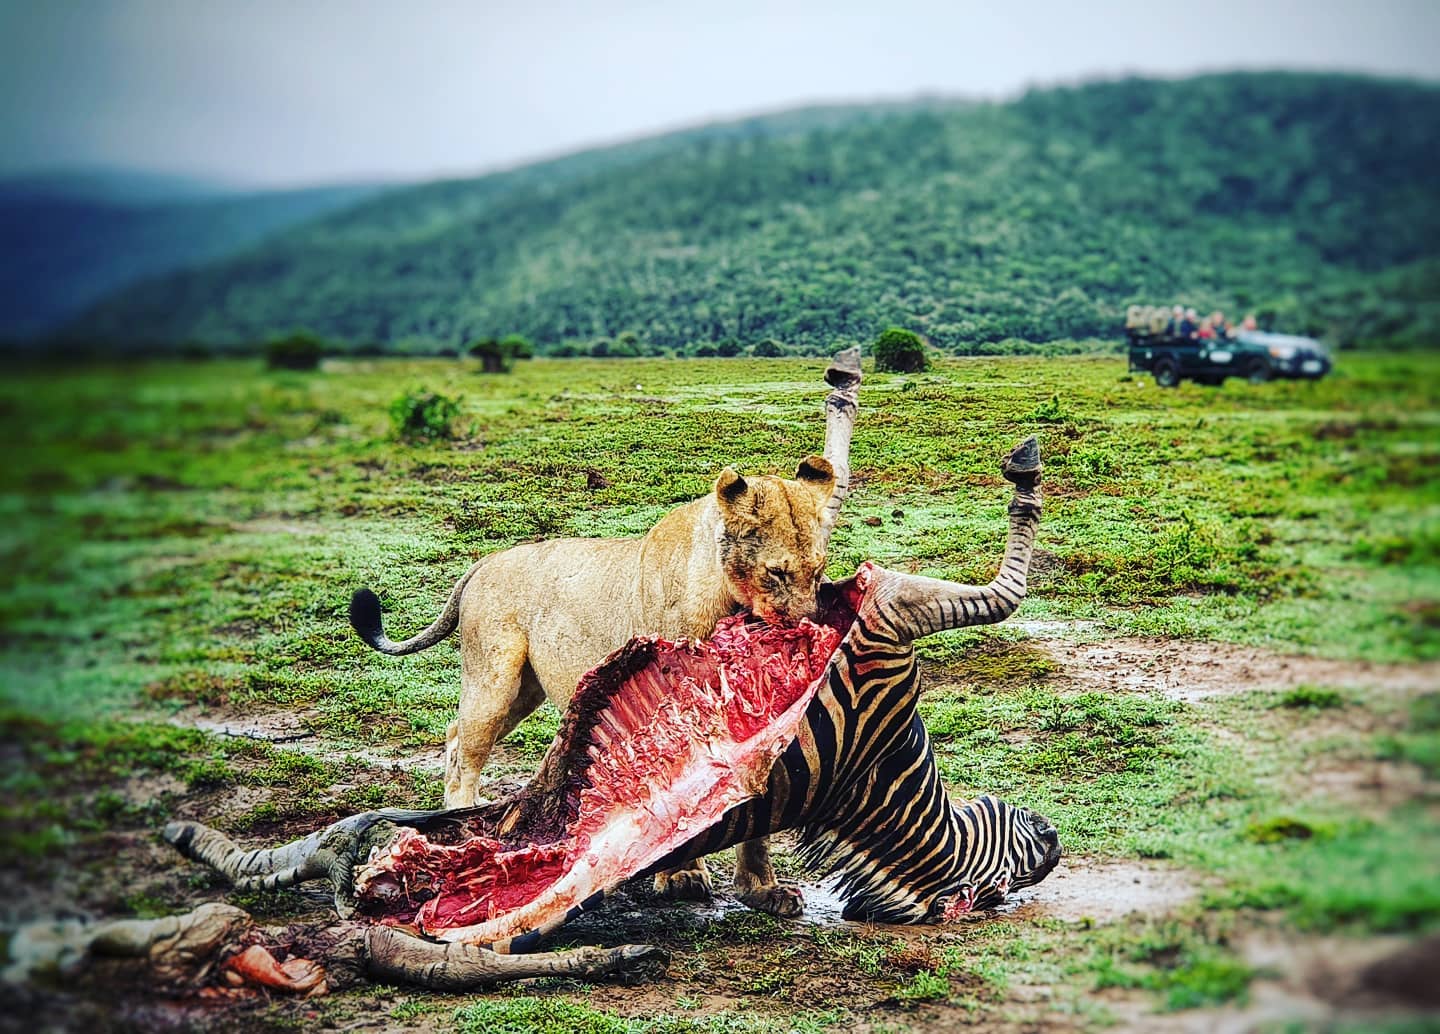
[14,438,1058,994]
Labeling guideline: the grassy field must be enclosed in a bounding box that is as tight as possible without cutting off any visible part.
[1,353,1437,1032]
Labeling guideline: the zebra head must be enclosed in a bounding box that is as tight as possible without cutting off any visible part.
[931,795,1062,918]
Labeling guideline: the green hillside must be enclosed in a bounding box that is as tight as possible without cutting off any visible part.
[62,73,1440,355]
[0,177,384,340]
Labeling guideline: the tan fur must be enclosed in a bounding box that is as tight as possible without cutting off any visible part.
[438,459,835,806]
[353,456,835,825]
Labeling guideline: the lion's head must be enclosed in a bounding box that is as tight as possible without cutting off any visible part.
[713,456,836,624]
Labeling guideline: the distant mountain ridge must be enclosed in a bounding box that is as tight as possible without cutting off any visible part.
[47,73,1440,353]
[0,171,387,339]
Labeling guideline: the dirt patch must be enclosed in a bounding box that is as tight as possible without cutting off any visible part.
[1045,638,1440,702]
[1105,929,1440,1033]
[1007,856,1202,923]
[173,709,445,775]
[1297,758,1437,811]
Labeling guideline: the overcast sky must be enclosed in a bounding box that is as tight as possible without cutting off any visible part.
[2,0,1437,188]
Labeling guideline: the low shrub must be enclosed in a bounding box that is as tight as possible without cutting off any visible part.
[389,390,462,441]
[264,331,324,370]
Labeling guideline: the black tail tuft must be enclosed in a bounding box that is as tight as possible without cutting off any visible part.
[349,587,387,648]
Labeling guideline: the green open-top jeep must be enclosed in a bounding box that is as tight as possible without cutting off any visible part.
[1124,307,1332,387]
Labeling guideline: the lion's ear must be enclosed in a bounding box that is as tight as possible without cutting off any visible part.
[715,467,749,508]
[795,455,836,492]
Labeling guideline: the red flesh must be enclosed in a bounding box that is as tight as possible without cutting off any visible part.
[355,614,843,943]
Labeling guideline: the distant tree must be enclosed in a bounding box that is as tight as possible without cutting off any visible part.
[501,334,534,360]
[695,345,718,357]
[551,342,582,358]
[873,327,929,372]
[715,340,742,358]
[265,331,325,371]
[752,338,784,357]
[590,338,612,358]
[469,334,535,373]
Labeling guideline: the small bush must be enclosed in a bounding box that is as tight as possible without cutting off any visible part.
[389,390,462,441]
[468,335,534,373]
[1028,393,1068,422]
[1274,686,1343,710]
[264,331,324,370]
[752,338,784,357]
[873,327,929,372]
[1243,816,1335,844]
[895,969,950,1003]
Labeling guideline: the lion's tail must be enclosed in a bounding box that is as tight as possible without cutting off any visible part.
[349,561,484,656]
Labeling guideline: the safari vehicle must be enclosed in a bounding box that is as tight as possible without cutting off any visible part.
[1124,306,1332,387]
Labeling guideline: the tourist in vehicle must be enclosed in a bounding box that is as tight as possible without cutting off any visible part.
[1211,311,1231,338]
[1165,304,1183,335]
[1196,315,1215,340]
[1179,308,1198,338]
[1241,313,1258,331]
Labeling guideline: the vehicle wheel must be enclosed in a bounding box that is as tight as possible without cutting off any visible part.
[1245,360,1270,384]
[1154,359,1180,388]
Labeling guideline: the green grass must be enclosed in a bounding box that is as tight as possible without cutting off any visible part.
[1,351,1437,1026]
[449,998,846,1034]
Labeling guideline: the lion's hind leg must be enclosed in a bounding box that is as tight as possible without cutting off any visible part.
[653,857,714,901]
[446,625,537,808]
[733,837,803,917]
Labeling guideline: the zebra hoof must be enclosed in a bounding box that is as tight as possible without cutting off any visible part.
[1002,436,1041,487]
[738,883,805,918]
[825,346,862,390]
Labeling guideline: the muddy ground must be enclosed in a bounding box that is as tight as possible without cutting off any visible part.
[3,638,1437,1034]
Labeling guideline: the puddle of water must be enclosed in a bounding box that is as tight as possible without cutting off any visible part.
[1005,856,1200,923]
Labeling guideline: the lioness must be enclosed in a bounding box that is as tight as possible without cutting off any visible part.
[350,353,860,914]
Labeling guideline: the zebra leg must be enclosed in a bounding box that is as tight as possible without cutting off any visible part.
[862,436,1042,643]
[363,926,670,989]
[818,345,862,550]
[162,814,391,916]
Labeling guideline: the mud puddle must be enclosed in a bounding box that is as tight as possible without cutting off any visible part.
[1005,856,1202,923]
[1044,638,1440,702]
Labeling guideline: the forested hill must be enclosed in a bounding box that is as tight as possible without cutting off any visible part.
[62,73,1440,355]
[1,177,384,339]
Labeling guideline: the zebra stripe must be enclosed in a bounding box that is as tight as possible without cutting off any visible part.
[653,442,1059,921]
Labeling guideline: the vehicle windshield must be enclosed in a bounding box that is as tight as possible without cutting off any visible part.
[1234,330,1327,353]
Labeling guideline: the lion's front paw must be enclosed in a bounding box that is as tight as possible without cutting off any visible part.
[653,867,713,901]
[737,882,805,918]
